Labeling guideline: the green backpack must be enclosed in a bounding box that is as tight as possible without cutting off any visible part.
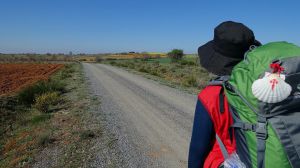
[223,42,300,168]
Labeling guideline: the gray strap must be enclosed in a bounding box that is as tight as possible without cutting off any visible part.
[232,122,256,131]
[220,75,230,81]
[209,80,224,86]
[208,76,230,86]
[256,117,268,168]
[257,138,266,168]
[216,134,229,159]
[230,108,256,132]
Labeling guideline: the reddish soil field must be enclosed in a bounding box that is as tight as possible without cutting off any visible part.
[0,63,64,95]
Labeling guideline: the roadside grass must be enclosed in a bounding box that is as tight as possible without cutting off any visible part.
[0,63,105,167]
[103,55,214,93]
[0,64,72,167]
[106,55,198,64]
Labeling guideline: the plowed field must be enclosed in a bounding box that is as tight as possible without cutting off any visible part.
[0,64,64,95]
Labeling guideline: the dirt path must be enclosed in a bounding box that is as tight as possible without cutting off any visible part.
[83,63,197,168]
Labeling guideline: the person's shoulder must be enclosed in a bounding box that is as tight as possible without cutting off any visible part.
[198,85,223,104]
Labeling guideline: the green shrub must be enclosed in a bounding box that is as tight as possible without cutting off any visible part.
[127,62,135,69]
[109,61,116,65]
[60,64,75,79]
[18,81,65,106]
[182,75,198,87]
[179,73,185,78]
[38,131,55,146]
[64,64,73,70]
[150,70,159,76]
[61,70,72,79]
[31,114,51,125]
[180,60,188,65]
[167,49,184,61]
[138,66,150,73]
[174,64,183,68]
[170,66,177,72]
[119,62,128,67]
[188,61,197,66]
[159,67,167,73]
[180,60,196,66]
[34,92,60,113]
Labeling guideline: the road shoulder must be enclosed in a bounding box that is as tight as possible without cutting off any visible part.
[19,63,121,168]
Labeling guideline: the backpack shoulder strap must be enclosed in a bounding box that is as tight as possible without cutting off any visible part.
[207,75,230,113]
[208,75,230,86]
[216,134,230,159]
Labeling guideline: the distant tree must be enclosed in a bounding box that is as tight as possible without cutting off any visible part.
[167,49,184,61]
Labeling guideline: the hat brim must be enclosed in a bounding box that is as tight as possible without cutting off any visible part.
[254,40,262,46]
[198,41,244,75]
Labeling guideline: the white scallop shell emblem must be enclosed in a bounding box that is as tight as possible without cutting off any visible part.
[252,72,292,103]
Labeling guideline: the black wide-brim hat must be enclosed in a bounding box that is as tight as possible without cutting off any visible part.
[198,21,261,75]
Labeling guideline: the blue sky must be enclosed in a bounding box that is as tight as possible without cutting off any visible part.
[0,0,299,54]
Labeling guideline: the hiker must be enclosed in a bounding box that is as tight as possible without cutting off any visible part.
[188,21,261,168]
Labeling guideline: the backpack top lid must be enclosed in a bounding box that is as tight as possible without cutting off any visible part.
[225,41,300,117]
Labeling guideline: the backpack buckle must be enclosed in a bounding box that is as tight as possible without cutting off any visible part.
[256,122,268,140]
[243,123,256,131]
[224,81,234,92]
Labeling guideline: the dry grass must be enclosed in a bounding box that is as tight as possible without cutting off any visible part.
[74,56,96,62]
[105,58,214,92]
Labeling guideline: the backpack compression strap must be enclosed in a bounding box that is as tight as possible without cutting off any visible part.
[256,116,267,168]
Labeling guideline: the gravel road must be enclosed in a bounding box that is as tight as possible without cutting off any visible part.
[83,63,197,168]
